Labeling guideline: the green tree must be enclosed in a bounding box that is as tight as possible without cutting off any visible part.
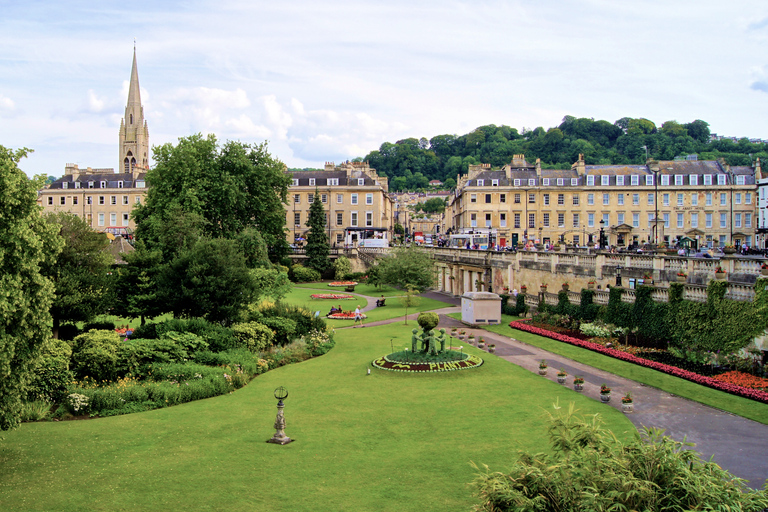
[158,237,256,324]
[305,187,331,273]
[113,241,164,325]
[133,134,290,262]
[0,146,63,430]
[43,212,115,338]
[401,285,421,325]
[333,255,352,280]
[379,245,434,292]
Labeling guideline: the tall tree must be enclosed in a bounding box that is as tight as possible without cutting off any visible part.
[379,245,434,292]
[43,212,115,338]
[0,147,63,430]
[305,187,331,273]
[133,134,291,262]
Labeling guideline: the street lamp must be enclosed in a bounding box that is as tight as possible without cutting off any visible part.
[599,219,606,249]
[650,168,660,246]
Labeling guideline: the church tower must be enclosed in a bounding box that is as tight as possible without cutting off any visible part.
[119,46,149,177]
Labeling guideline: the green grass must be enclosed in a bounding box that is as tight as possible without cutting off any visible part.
[0,322,635,512]
[453,314,768,425]
[292,281,403,297]
[282,287,451,328]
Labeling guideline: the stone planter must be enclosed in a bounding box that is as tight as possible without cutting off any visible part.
[457,334,465,341]
[600,393,611,403]
[477,343,485,349]
[676,275,687,283]
[562,284,569,292]
[574,383,584,391]
[621,402,634,413]
[538,368,548,376]
[488,346,496,354]
[557,375,567,384]
[587,282,595,290]
[468,338,476,345]
[723,247,737,254]
[761,268,768,276]
[540,286,548,293]
[715,272,726,280]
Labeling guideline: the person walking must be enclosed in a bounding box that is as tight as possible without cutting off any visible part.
[354,305,364,327]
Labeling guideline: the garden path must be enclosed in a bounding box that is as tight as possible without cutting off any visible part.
[360,291,768,488]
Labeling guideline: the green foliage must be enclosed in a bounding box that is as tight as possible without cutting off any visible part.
[133,134,290,261]
[401,285,422,324]
[70,330,122,382]
[257,301,326,338]
[417,312,439,331]
[26,337,74,403]
[230,322,274,352]
[364,264,384,290]
[250,267,292,301]
[554,290,577,316]
[290,264,321,283]
[235,227,271,269]
[113,241,165,323]
[378,245,434,292]
[158,237,256,324]
[260,316,298,346]
[83,320,116,332]
[42,212,115,335]
[472,404,768,512]
[577,289,599,321]
[333,255,352,280]
[305,187,331,273]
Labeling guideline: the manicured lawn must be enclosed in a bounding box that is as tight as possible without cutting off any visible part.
[455,314,768,425]
[282,287,450,328]
[0,322,635,512]
[293,281,403,297]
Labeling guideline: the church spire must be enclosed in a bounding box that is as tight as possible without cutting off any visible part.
[119,45,149,177]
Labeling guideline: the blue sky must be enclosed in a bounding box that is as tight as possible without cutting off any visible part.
[1,0,767,177]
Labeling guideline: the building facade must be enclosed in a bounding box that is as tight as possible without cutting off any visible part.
[449,154,762,249]
[286,161,394,246]
[40,48,149,231]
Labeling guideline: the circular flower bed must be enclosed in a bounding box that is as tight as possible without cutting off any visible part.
[328,281,358,287]
[328,312,367,320]
[311,293,355,300]
[371,354,483,373]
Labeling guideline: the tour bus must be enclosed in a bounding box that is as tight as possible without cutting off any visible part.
[449,233,489,250]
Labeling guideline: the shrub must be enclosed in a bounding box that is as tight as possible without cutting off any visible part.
[290,264,321,283]
[20,401,53,422]
[133,318,236,352]
[117,332,208,375]
[417,312,440,331]
[260,316,298,345]
[128,322,159,339]
[333,256,352,280]
[70,330,122,381]
[257,301,326,338]
[472,404,768,511]
[231,322,274,352]
[58,323,81,341]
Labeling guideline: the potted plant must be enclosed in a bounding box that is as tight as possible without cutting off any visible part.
[761,263,768,276]
[450,328,458,338]
[457,330,466,341]
[643,274,653,284]
[487,343,496,354]
[573,376,584,391]
[538,360,548,376]
[587,280,596,290]
[562,282,570,291]
[540,283,548,293]
[714,266,726,280]
[600,384,611,403]
[520,285,528,294]
[723,245,737,254]
[676,272,687,283]
[621,392,634,413]
[468,333,476,345]
[556,368,567,384]
[477,337,485,349]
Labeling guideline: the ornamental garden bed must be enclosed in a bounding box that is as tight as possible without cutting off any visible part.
[372,353,483,373]
[510,319,768,403]
[328,312,367,320]
[328,281,358,287]
[310,293,355,300]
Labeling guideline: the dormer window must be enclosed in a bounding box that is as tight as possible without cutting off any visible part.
[703,174,712,185]
[586,175,594,186]
[542,178,550,186]
[100,181,107,188]
[477,179,484,186]
[674,175,683,186]
[557,178,564,186]
[661,175,670,186]
[491,179,499,186]
[135,180,145,188]
[528,179,535,186]
[309,178,315,186]
[601,175,609,186]
[88,181,94,188]
[645,175,653,186]
[571,178,577,186]
[74,182,81,189]
[717,174,726,185]
[62,182,68,189]
[513,179,521,186]
[117,181,124,188]
[616,176,624,186]
[630,175,639,186]
[358,178,365,186]
[736,175,745,185]
[291,179,299,186]
[328,178,339,186]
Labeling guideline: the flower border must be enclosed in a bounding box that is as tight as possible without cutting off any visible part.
[311,294,355,299]
[509,319,768,404]
[328,281,358,287]
[328,313,367,320]
[371,354,484,373]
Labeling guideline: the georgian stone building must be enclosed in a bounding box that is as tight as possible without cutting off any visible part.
[449,154,762,249]
[286,161,394,246]
[39,48,149,231]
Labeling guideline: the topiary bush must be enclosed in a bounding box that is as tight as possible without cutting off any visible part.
[417,312,440,331]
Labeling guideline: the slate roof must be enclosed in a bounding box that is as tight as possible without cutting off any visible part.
[286,170,377,186]
[48,172,147,189]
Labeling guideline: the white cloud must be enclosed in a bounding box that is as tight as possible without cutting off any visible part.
[0,94,15,112]
[87,90,106,112]
[225,114,271,138]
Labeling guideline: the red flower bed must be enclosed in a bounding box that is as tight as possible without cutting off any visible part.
[328,281,358,287]
[328,312,366,320]
[311,294,354,300]
[713,371,768,391]
[509,319,768,404]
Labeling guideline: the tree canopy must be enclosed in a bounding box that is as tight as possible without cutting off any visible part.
[377,245,434,292]
[304,187,331,273]
[0,146,63,430]
[362,118,766,191]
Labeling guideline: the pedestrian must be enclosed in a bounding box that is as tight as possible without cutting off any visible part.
[354,305,364,327]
